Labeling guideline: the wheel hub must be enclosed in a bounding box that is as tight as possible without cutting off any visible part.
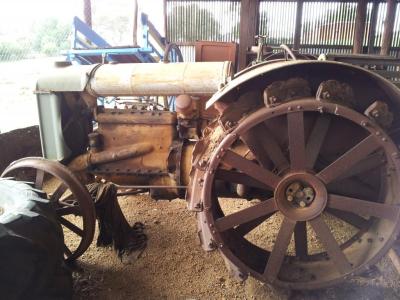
[285,181,315,207]
[275,173,327,221]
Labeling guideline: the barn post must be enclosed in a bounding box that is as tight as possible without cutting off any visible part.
[367,0,379,54]
[164,0,168,43]
[353,0,368,54]
[238,0,260,70]
[380,0,397,55]
[83,0,92,28]
[133,0,139,46]
[293,0,304,50]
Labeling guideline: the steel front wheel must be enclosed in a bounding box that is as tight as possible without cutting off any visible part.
[2,157,96,262]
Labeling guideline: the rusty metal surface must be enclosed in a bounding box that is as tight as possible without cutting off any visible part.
[95,108,177,125]
[1,157,96,262]
[191,91,400,289]
[323,53,400,88]
[195,41,238,70]
[87,107,193,199]
[69,143,154,172]
[206,60,400,109]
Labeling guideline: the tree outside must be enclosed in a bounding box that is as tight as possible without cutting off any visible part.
[0,18,70,61]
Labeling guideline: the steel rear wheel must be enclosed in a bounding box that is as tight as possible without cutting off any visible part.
[197,99,400,289]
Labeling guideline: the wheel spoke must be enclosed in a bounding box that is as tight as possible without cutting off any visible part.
[56,206,81,216]
[294,221,307,259]
[58,216,84,237]
[215,198,277,232]
[306,115,331,169]
[335,152,385,181]
[50,183,68,202]
[59,199,79,207]
[326,208,369,229]
[34,169,45,189]
[287,111,306,170]
[215,169,271,190]
[241,124,289,172]
[328,194,400,221]
[63,244,72,256]
[241,124,273,168]
[222,150,281,190]
[264,218,296,282]
[309,216,352,274]
[327,177,376,200]
[317,135,380,184]
[235,212,276,236]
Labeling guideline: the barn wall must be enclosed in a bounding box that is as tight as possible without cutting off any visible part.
[166,0,400,61]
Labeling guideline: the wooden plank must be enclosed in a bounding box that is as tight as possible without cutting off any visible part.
[148,20,166,49]
[293,0,304,50]
[380,0,397,55]
[238,0,260,70]
[353,0,368,54]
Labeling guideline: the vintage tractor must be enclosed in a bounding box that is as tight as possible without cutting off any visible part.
[3,55,400,290]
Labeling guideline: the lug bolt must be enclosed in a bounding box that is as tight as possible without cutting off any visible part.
[299,201,306,208]
[287,195,294,202]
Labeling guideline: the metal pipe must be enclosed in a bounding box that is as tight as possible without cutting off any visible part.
[116,184,187,189]
[87,62,232,96]
[69,143,154,171]
[280,44,297,60]
[90,143,154,165]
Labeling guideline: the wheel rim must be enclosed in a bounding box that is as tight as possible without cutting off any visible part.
[164,43,183,63]
[1,157,96,262]
[200,99,400,289]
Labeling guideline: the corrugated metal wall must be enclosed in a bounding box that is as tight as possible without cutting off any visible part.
[166,0,241,61]
[166,0,400,61]
[166,0,240,42]
[368,2,400,53]
[391,2,400,47]
[259,1,297,45]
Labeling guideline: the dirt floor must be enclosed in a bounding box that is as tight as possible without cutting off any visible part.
[69,194,400,300]
[2,124,400,299]
[0,125,41,173]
